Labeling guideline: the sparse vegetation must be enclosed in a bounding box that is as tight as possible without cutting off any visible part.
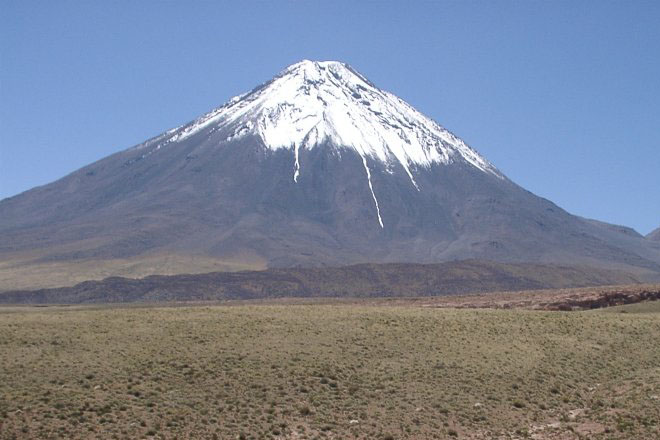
[0,303,658,439]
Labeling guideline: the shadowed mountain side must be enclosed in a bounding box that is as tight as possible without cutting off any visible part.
[0,260,641,304]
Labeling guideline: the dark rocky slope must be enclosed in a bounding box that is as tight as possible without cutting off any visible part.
[0,260,641,304]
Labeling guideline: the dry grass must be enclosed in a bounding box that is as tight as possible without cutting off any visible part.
[0,303,658,439]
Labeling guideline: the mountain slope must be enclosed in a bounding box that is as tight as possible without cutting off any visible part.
[1,60,659,290]
[647,227,660,241]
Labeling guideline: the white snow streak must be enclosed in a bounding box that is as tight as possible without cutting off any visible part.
[293,143,301,182]
[404,166,420,191]
[361,155,384,229]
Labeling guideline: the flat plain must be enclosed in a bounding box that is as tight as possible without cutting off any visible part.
[1,301,658,439]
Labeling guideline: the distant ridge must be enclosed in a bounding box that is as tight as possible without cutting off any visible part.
[0,260,641,304]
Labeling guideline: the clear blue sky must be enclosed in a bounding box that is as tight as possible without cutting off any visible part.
[1,1,658,234]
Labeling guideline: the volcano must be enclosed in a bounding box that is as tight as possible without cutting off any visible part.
[2,60,659,289]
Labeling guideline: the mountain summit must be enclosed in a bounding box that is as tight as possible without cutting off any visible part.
[1,60,659,289]
[172,60,499,188]
[144,60,500,228]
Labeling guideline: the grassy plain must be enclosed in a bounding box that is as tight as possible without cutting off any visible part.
[1,302,658,439]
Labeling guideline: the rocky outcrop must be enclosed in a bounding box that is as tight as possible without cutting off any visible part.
[419,284,660,311]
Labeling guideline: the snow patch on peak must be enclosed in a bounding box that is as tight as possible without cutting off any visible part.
[284,60,350,75]
[161,60,502,186]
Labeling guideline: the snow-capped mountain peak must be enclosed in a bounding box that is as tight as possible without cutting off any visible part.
[5,62,660,279]
[166,60,501,185]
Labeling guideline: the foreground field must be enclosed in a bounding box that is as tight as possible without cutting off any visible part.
[1,303,658,439]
